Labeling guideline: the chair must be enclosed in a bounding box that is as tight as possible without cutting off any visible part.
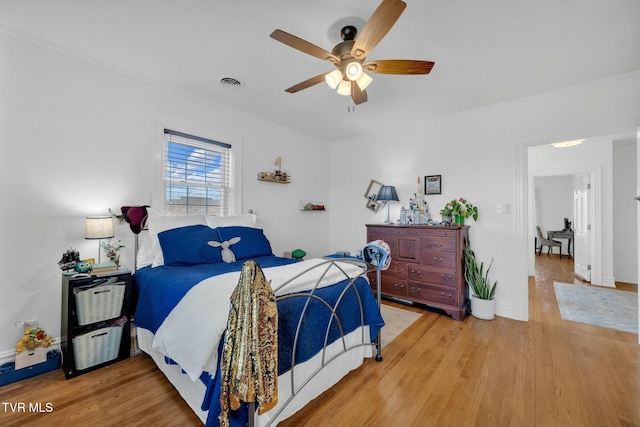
[536,226,562,258]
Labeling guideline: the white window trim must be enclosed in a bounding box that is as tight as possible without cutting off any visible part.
[152,115,243,215]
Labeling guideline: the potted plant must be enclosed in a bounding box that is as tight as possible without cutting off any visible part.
[439,204,454,223]
[441,198,478,225]
[100,239,125,266]
[463,241,497,320]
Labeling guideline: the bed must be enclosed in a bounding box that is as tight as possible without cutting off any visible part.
[131,212,387,427]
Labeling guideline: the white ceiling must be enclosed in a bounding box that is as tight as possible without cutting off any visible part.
[2,0,640,143]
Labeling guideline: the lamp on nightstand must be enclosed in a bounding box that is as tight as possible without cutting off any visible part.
[85,216,114,262]
[377,186,399,224]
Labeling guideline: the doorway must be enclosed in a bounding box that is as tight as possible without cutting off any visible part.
[515,127,639,344]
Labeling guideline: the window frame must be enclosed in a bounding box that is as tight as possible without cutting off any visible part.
[152,117,243,216]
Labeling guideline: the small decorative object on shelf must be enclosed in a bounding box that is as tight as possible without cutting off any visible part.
[58,247,81,271]
[300,200,325,211]
[258,156,291,183]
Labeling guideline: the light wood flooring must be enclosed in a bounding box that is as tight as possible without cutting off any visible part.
[1,255,638,426]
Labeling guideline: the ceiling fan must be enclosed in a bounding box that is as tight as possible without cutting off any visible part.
[270,0,434,105]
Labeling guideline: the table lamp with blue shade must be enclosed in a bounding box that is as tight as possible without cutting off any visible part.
[377,186,399,224]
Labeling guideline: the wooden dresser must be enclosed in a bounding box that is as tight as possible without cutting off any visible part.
[366,224,469,320]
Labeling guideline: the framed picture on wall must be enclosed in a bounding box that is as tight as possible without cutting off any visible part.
[366,199,383,212]
[424,175,442,195]
[364,179,384,201]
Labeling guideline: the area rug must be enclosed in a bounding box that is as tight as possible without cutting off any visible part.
[553,282,638,334]
[379,304,423,348]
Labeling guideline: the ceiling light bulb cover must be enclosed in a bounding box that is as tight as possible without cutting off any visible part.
[550,139,585,148]
[337,79,351,96]
[325,70,343,89]
[345,62,363,81]
[356,72,373,90]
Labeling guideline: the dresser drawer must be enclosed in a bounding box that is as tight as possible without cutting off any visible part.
[367,228,395,244]
[421,251,457,269]
[421,236,456,253]
[368,270,408,296]
[385,261,408,279]
[408,264,457,287]
[407,282,458,306]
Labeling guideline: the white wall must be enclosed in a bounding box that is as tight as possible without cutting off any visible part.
[329,71,640,320]
[613,140,638,284]
[534,175,573,254]
[0,32,331,359]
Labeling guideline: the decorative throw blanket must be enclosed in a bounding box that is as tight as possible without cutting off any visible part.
[219,261,278,427]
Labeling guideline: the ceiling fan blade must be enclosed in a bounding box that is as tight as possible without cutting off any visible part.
[363,60,435,75]
[351,0,407,59]
[351,82,368,105]
[284,73,328,94]
[270,29,340,63]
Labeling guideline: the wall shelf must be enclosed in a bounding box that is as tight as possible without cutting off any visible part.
[300,200,326,211]
[257,171,291,184]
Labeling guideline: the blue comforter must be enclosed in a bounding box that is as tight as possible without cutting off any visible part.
[133,256,383,427]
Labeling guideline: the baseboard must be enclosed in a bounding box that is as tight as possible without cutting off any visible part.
[613,273,638,285]
[0,349,15,366]
[599,276,616,288]
[572,272,590,283]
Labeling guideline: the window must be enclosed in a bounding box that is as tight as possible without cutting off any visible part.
[162,129,234,216]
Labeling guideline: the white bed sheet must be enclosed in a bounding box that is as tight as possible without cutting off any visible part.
[153,258,365,381]
[138,325,373,426]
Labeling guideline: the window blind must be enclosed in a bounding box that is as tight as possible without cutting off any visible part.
[163,129,234,216]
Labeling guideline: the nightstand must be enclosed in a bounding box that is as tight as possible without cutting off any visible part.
[61,268,132,379]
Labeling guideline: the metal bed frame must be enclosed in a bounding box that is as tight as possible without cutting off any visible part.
[247,243,389,427]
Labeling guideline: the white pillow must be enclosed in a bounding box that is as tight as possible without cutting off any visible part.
[147,209,207,267]
[136,231,155,269]
[206,214,257,228]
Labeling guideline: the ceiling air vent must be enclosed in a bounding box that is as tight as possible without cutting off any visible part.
[220,77,243,90]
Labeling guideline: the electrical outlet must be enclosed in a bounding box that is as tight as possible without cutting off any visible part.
[496,204,503,214]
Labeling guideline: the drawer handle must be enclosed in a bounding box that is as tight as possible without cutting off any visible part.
[440,274,452,281]
[440,292,452,299]
[410,270,421,276]
[394,267,405,272]
[433,257,444,263]
[410,286,422,293]
[394,284,405,290]
[432,243,442,247]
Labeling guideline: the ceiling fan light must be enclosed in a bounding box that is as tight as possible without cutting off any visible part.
[345,61,363,81]
[337,79,351,96]
[325,70,343,90]
[356,72,373,91]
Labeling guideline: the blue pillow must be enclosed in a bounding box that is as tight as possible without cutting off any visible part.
[158,225,222,266]
[215,226,273,261]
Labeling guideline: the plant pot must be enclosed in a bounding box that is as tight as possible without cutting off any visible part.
[470,295,495,320]
[442,215,452,223]
[455,214,465,225]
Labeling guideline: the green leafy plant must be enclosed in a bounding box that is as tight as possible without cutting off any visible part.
[101,239,125,262]
[464,241,497,300]
[440,198,478,221]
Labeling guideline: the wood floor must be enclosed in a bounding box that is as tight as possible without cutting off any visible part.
[1,255,638,426]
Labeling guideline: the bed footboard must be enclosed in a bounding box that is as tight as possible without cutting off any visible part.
[244,253,387,427]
